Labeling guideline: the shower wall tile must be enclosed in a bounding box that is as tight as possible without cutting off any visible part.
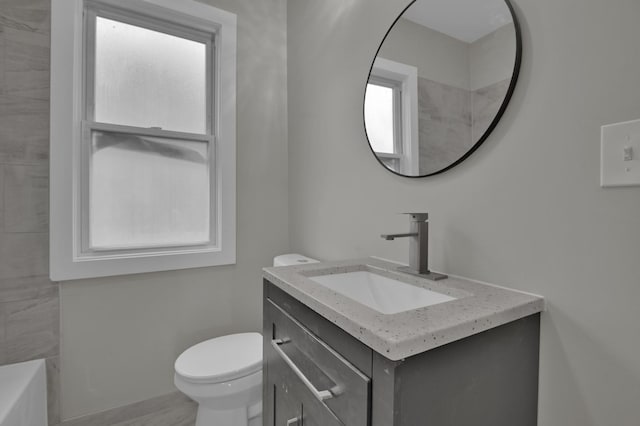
[0,275,57,303]
[418,77,472,175]
[0,95,49,164]
[3,26,49,100]
[0,26,6,95]
[472,79,510,142]
[3,164,49,232]
[0,302,6,364]
[0,232,48,279]
[47,356,61,426]
[0,0,58,423]
[0,165,4,230]
[419,115,473,175]
[416,77,511,175]
[419,78,471,123]
[3,293,59,363]
[0,0,50,34]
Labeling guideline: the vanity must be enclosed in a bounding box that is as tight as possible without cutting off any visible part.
[262,258,544,426]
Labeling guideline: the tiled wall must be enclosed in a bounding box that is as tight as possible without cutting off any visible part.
[0,0,60,424]
[418,77,473,175]
[471,79,511,143]
[417,76,510,175]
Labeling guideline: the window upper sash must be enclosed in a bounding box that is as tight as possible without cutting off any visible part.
[83,1,216,137]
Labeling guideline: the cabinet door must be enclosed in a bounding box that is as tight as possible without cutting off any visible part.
[267,338,302,426]
[266,318,299,425]
[268,363,344,426]
[301,396,344,426]
[273,378,302,426]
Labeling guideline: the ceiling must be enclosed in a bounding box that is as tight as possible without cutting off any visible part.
[402,0,513,43]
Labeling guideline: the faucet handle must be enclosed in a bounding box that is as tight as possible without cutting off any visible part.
[402,213,429,222]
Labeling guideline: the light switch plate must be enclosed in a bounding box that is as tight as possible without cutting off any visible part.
[601,119,640,187]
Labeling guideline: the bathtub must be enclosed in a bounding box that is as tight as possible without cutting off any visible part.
[0,360,47,426]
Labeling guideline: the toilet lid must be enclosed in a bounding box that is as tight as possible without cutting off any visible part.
[175,332,262,384]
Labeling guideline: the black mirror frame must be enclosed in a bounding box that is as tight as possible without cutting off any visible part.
[363,0,523,178]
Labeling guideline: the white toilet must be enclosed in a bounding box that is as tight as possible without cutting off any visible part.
[174,254,319,426]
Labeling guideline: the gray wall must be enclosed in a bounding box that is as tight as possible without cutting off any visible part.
[288,1,640,426]
[0,0,59,424]
[469,23,516,90]
[379,19,516,92]
[379,18,470,89]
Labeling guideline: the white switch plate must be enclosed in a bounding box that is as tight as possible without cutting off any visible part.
[601,119,640,187]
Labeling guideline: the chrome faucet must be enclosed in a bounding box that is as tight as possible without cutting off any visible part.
[381,213,447,280]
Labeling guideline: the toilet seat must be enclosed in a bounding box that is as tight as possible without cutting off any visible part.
[175,332,262,384]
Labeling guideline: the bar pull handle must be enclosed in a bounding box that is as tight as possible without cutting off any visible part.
[272,338,334,402]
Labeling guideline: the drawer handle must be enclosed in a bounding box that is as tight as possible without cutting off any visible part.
[272,338,334,402]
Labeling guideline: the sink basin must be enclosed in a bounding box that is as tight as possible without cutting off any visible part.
[308,270,456,315]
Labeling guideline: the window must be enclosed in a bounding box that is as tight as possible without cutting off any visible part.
[365,77,403,171]
[50,0,237,280]
[365,58,419,175]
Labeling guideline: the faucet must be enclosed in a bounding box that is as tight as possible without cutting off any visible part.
[381,213,447,280]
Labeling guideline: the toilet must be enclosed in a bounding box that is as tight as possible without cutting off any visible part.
[174,254,319,426]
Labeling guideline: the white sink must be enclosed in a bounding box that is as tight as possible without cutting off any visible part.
[308,270,456,315]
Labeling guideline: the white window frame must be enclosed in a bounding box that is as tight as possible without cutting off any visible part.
[50,0,237,281]
[368,57,419,175]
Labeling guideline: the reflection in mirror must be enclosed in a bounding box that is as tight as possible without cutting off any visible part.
[365,0,521,177]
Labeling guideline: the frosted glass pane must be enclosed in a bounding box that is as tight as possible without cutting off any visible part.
[90,131,210,249]
[365,84,395,154]
[94,17,207,134]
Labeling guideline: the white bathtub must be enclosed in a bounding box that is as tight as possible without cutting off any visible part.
[0,360,47,426]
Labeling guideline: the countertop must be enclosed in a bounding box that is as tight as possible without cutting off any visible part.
[263,257,544,361]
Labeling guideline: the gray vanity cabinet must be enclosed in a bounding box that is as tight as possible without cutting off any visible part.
[263,280,541,426]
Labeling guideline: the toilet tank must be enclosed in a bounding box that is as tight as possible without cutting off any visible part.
[273,254,319,267]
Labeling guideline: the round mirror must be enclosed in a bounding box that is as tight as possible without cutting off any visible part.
[364,0,521,177]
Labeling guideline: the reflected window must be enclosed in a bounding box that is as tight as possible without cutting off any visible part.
[365,58,420,176]
[365,79,403,159]
[365,83,396,154]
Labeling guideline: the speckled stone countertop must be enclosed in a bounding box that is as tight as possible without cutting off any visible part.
[263,257,544,361]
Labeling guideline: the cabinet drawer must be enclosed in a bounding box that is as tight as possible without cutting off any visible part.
[267,337,343,426]
[266,282,372,375]
[267,300,370,426]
